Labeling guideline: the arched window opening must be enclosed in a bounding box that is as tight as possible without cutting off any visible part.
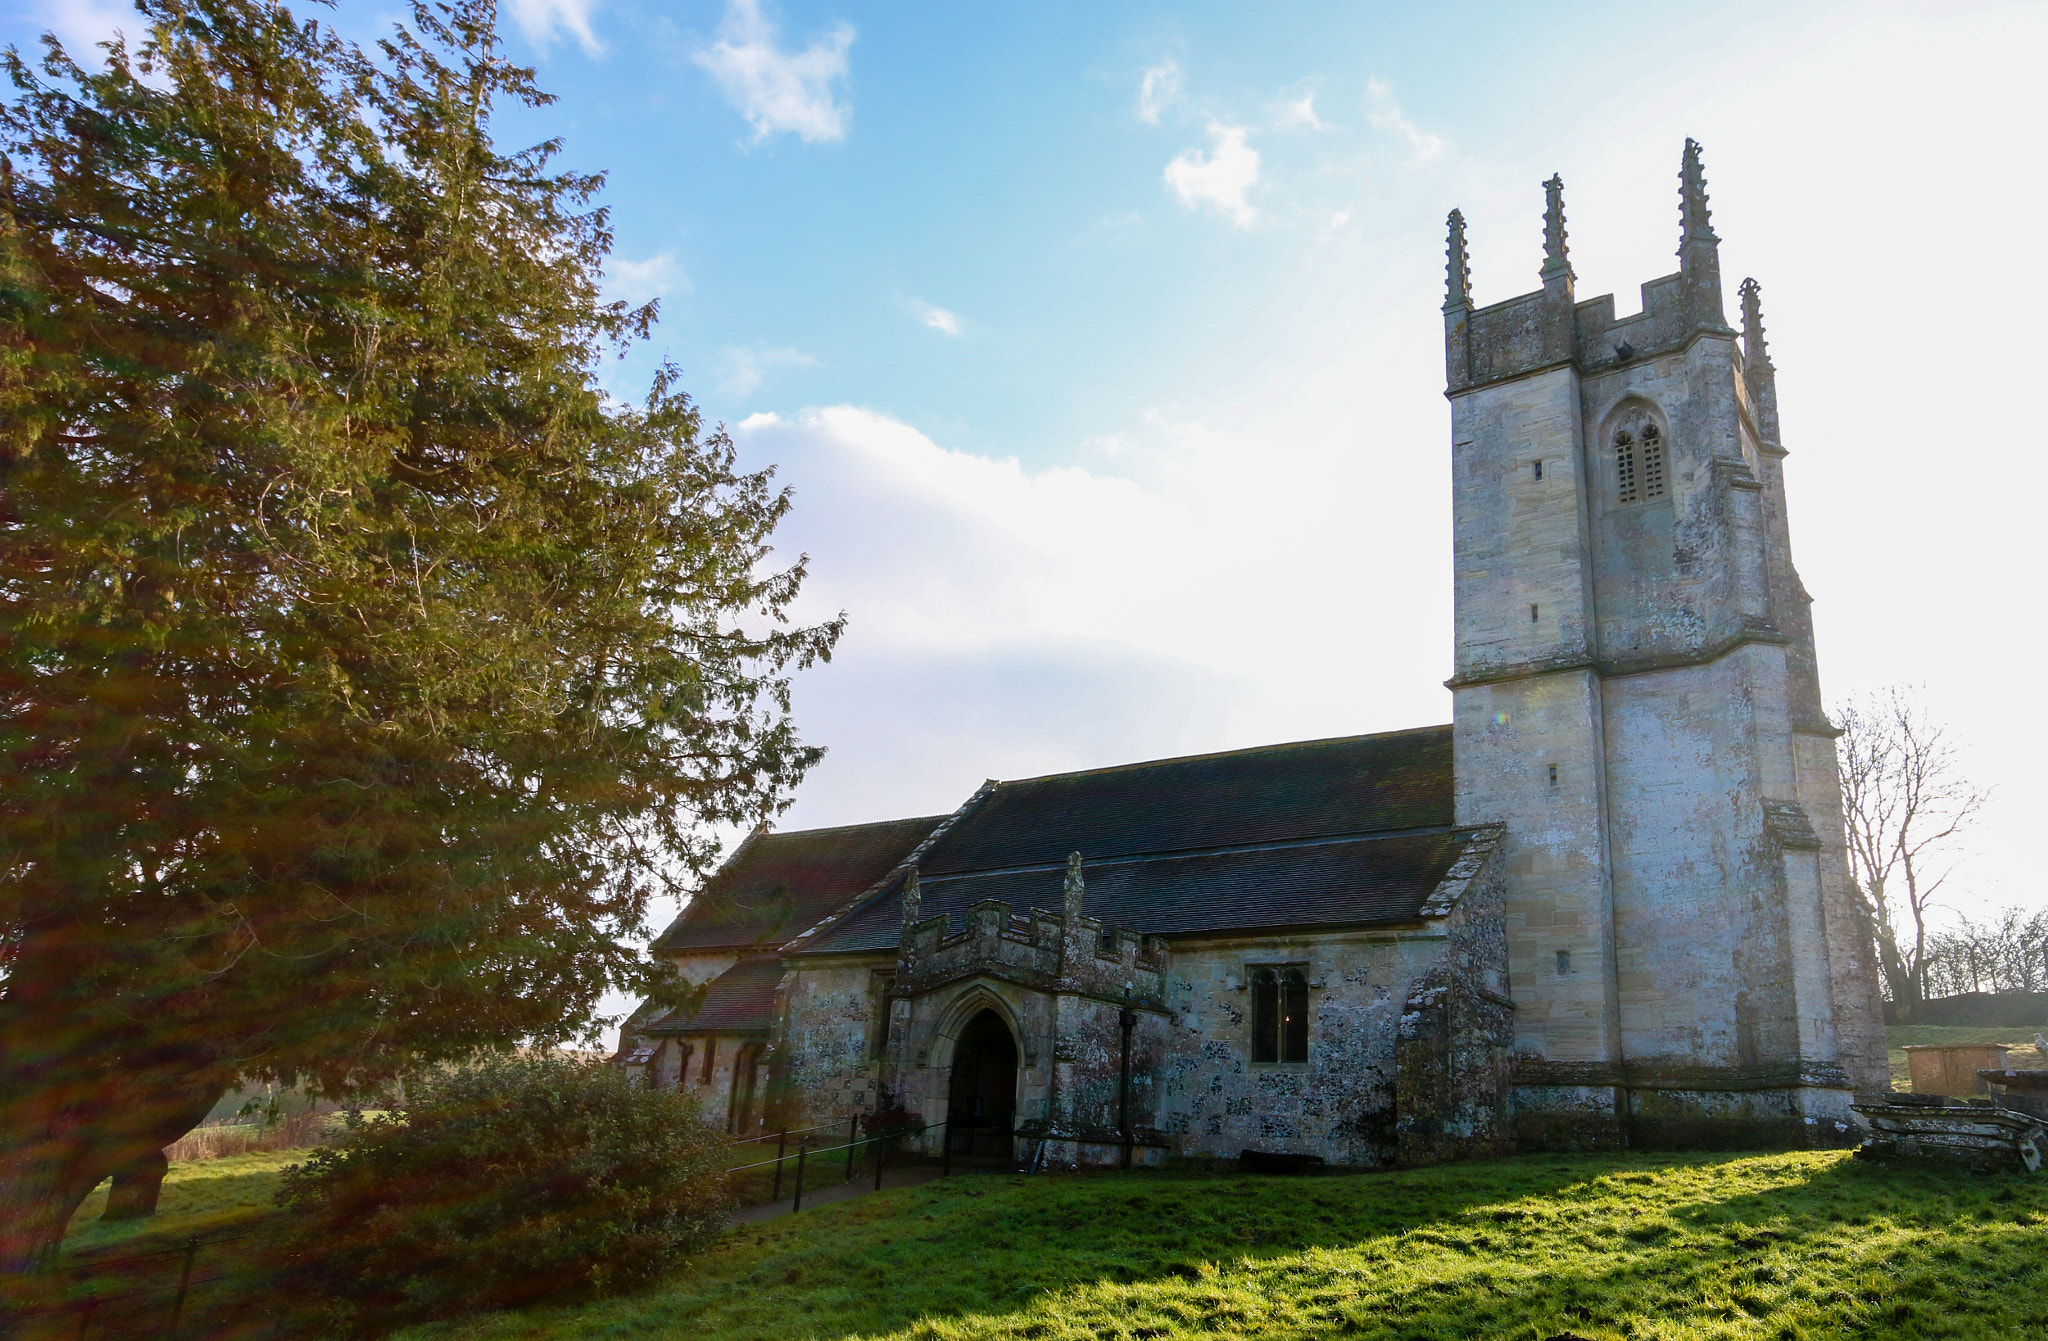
[1250,966,1310,1063]
[1614,420,1668,506]
[1640,422,1667,500]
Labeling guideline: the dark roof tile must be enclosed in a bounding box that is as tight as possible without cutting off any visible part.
[918,725,1451,874]
[792,726,1459,956]
[653,815,945,952]
[645,957,785,1035]
[801,829,1473,954]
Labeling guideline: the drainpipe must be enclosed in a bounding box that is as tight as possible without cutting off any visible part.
[1118,1004,1136,1169]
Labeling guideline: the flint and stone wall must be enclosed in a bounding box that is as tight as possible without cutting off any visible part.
[736,834,1511,1169]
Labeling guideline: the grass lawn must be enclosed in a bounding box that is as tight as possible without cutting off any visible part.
[61,1147,305,1258]
[18,1150,309,1341]
[401,1149,2048,1341]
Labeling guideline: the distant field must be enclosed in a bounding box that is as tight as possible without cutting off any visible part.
[1886,1024,2046,1092]
[403,1150,2048,1341]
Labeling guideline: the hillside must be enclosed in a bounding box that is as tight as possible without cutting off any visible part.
[404,1149,2048,1341]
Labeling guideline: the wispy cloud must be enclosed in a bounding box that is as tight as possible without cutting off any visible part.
[1365,78,1443,161]
[507,0,604,57]
[694,0,854,145]
[1273,92,1325,131]
[1163,124,1260,228]
[1136,58,1182,125]
[910,300,962,337]
[717,346,819,398]
[607,252,688,305]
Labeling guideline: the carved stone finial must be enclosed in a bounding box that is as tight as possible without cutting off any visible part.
[1738,277,1773,373]
[1062,851,1085,921]
[1680,137,1717,245]
[1540,174,1573,285]
[899,867,921,928]
[1443,209,1472,312]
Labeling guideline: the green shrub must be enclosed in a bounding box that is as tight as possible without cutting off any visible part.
[275,1052,733,1330]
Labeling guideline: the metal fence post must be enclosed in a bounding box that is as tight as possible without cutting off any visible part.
[844,1116,858,1181]
[791,1143,808,1212]
[167,1235,199,1338]
[942,1119,952,1177]
[770,1128,787,1200]
[873,1129,885,1191]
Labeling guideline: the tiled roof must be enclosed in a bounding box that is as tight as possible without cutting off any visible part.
[644,956,785,1035]
[918,726,1452,874]
[794,726,1459,955]
[803,830,1475,954]
[652,815,946,952]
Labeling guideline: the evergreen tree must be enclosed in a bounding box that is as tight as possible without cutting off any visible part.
[0,0,839,1268]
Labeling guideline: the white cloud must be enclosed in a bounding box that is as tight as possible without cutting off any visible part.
[910,300,962,337]
[1364,78,1443,162]
[1163,124,1261,227]
[1136,58,1182,125]
[606,252,689,305]
[728,399,1449,832]
[717,346,819,398]
[694,0,854,145]
[1274,92,1326,131]
[34,0,140,62]
[507,0,604,56]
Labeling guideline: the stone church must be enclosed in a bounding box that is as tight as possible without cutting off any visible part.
[619,141,1890,1168]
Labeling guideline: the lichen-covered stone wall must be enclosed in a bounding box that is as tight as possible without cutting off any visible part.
[769,954,891,1133]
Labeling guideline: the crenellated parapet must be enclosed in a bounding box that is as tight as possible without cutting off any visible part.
[1445,140,1736,396]
[895,853,1170,1009]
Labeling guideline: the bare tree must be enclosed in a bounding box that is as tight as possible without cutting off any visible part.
[1924,907,2048,998]
[1835,686,1989,1020]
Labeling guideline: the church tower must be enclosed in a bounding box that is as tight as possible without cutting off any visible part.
[1443,142,1889,1147]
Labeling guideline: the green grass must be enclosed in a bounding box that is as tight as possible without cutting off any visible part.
[1886,1025,2045,1092]
[398,1149,2048,1341]
[60,1147,304,1258]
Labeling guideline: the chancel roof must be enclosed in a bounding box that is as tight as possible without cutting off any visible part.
[643,956,784,1036]
[792,725,1463,955]
[652,815,945,953]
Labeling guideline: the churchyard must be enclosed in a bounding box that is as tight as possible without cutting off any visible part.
[36,1124,2048,1340]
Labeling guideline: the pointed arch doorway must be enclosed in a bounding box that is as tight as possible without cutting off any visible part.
[946,1009,1019,1159]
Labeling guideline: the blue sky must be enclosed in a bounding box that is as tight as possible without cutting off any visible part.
[17,0,2048,938]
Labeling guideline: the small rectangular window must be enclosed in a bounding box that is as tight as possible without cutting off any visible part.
[1530,603,1539,623]
[700,1037,717,1084]
[1249,965,1310,1063]
[1547,763,1559,786]
[1556,950,1571,976]
[1533,460,1544,480]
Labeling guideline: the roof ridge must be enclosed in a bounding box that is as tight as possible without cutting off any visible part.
[916,823,1461,883]
[775,779,1000,955]
[987,723,1451,788]
[749,813,953,841]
